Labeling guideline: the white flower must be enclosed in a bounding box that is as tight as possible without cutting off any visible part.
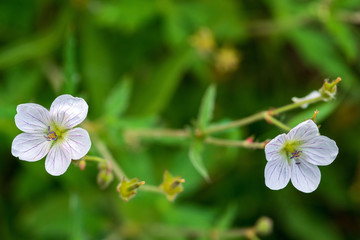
[291,91,321,109]
[11,95,91,176]
[264,120,338,193]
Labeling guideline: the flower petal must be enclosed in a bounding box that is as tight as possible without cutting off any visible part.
[302,136,338,166]
[11,133,52,162]
[63,128,91,160]
[265,133,286,161]
[290,159,320,193]
[45,143,72,176]
[15,103,50,133]
[50,94,88,129]
[265,156,291,190]
[287,120,319,141]
[291,91,321,109]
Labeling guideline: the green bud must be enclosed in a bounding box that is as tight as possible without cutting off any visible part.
[117,178,145,202]
[159,170,185,202]
[319,77,341,101]
[78,159,86,171]
[255,216,273,236]
[97,169,114,189]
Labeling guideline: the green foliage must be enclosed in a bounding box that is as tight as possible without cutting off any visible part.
[197,84,216,130]
[189,138,210,182]
[1,0,360,239]
[105,77,133,119]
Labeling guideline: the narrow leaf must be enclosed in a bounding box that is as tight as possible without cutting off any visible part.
[197,84,216,130]
[63,29,77,95]
[105,77,133,118]
[189,139,210,182]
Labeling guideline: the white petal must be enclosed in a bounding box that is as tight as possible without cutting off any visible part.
[11,133,52,162]
[45,143,72,176]
[265,156,291,190]
[287,120,319,141]
[265,133,286,161]
[291,91,321,109]
[290,159,320,193]
[63,128,91,160]
[50,94,88,129]
[15,103,50,133]
[301,136,338,166]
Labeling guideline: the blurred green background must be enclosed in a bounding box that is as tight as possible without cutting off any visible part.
[1,0,360,239]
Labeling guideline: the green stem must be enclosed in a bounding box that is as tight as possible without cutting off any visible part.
[93,136,127,180]
[84,155,107,163]
[122,94,324,144]
[204,111,267,135]
[125,129,189,138]
[92,136,163,195]
[205,137,266,149]
[271,96,323,115]
[265,115,291,132]
[141,185,163,193]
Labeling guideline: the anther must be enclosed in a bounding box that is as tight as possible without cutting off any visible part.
[45,126,58,141]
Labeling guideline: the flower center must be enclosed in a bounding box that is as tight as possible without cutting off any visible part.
[280,140,302,163]
[45,126,59,141]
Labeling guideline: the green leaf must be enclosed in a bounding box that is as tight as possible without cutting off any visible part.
[197,84,216,130]
[287,101,340,127]
[189,139,210,182]
[0,10,67,69]
[63,29,77,95]
[105,77,133,118]
[129,48,193,116]
[214,203,238,231]
[80,20,115,116]
[324,17,357,61]
[288,28,356,91]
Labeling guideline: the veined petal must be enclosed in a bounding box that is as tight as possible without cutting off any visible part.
[287,120,319,141]
[291,91,321,109]
[62,128,91,160]
[50,95,88,129]
[45,143,72,176]
[302,136,338,166]
[15,103,50,133]
[265,156,290,190]
[290,159,320,193]
[11,133,52,162]
[265,133,286,161]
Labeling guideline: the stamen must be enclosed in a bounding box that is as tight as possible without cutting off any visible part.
[45,126,58,141]
[290,150,302,165]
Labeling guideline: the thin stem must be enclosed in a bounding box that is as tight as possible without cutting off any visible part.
[203,111,267,135]
[271,96,323,115]
[93,136,127,180]
[205,137,266,149]
[84,155,107,163]
[141,185,163,193]
[125,129,189,138]
[121,94,324,143]
[265,115,292,132]
[92,136,163,195]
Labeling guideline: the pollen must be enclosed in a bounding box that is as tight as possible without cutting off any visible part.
[290,150,302,159]
[45,126,58,141]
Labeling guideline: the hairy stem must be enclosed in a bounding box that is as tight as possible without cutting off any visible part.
[93,136,127,180]
[205,137,266,149]
[265,115,292,132]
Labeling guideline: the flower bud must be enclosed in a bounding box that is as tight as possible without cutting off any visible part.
[319,77,341,101]
[97,168,114,189]
[159,170,185,202]
[78,159,86,171]
[255,216,273,236]
[117,178,145,202]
